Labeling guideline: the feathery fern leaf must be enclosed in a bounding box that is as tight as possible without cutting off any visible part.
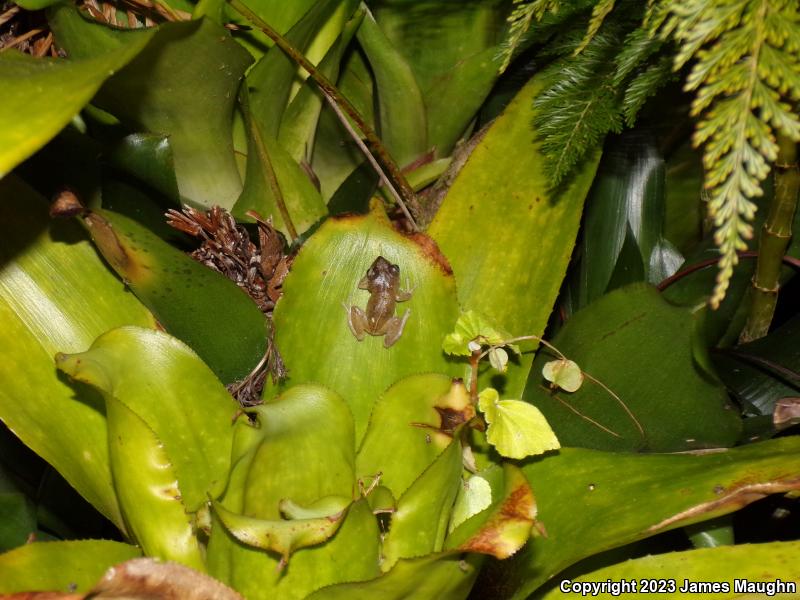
[622,55,676,125]
[655,0,800,308]
[575,0,616,55]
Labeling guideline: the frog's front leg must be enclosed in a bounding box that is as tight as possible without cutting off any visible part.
[395,281,414,303]
[381,309,411,348]
[344,304,369,341]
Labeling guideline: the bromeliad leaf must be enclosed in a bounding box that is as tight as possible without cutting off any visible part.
[442,311,518,357]
[477,389,560,460]
[542,359,584,392]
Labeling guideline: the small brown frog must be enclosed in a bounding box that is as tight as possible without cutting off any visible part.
[345,256,413,348]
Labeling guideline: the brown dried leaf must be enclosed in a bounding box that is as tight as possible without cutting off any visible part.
[90,558,243,600]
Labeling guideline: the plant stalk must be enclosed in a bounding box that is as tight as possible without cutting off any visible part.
[227,0,420,230]
[740,135,800,343]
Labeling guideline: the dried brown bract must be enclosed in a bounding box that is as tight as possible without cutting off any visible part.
[166,205,291,405]
[0,2,62,56]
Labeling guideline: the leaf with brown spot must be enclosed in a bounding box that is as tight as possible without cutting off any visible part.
[446,463,537,559]
[90,558,243,599]
[474,436,800,599]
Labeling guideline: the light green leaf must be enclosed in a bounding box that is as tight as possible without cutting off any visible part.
[541,541,800,599]
[542,359,583,393]
[0,177,154,529]
[429,74,601,397]
[442,310,516,357]
[0,540,141,594]
[266,207,461,442]
[381,438,463,571]
[0,24,153,177]
[477,437,800,599]
[448,475,492,534]
[357,375,473,499]
[478,389,560,460]
[101,393,205,570]
[357,8,427,167]
[445,463,537,560]
[55,327,239,512]
[213,498,349,565]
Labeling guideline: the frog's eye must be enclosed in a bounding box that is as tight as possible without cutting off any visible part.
[390,264,400,275]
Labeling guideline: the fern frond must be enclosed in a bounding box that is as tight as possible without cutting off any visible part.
[613,26,665,86]
[575,0,616,55]
[535,29,626,185]
[622,55,676,125]
[657,0,800,308]
[498,1,539,74]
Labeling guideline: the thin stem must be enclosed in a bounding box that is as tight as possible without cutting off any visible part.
[227,0,419,230]
[582,371,645,442]
[322,92,417,228]
[544,385,622,438]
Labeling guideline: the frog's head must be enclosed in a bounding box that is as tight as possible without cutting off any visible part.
[368,256,400,281]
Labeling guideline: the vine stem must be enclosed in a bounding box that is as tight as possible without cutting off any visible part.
[226,0,420,231]
[480,334,645,442]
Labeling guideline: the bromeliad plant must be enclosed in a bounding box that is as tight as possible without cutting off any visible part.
[1,1,800,599]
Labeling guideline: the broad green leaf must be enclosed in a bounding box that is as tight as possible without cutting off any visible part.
[474,436,800,599]
[266,207,461,441]
[442,310,516,357]
[542,359,583,393]
[478,389,560,460]
[0,540,141,594]
[50,10,253,209]
[0,28,152,177]
[373,1,505,156]
[381,438,463,570]
[357,9,427,167]
[75,207,268,384]
[525,284,742,452]
[307,553,482,600]
[541,541,800,599]
[55,327,239,511]
[207,385,380,599]
[445,463,537,560]
[0,177,154,528]
[101,393,205,570]
[357,375,472,499]
[428,74,602,399]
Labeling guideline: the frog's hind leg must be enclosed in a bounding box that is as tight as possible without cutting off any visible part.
[343,303,368,341]
[383,309,411,348]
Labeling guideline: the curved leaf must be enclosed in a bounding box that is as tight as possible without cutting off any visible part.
[101,393,205,570]
[525,284,742,452]
[207,385,380,599]
[357,375,472,499]
[0,177,154,528]
[428,74,602,399]
[50,10,253,209]
[267,206,461,441]
[0,25,153,177]
[542,541,800,599]
[0,540,140,594]
[307,553,482,600]
[474,436,800,599]
[357,9,427,167]
[55,327,239,511]
[76,207,268,384]
[381,437,463,570]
